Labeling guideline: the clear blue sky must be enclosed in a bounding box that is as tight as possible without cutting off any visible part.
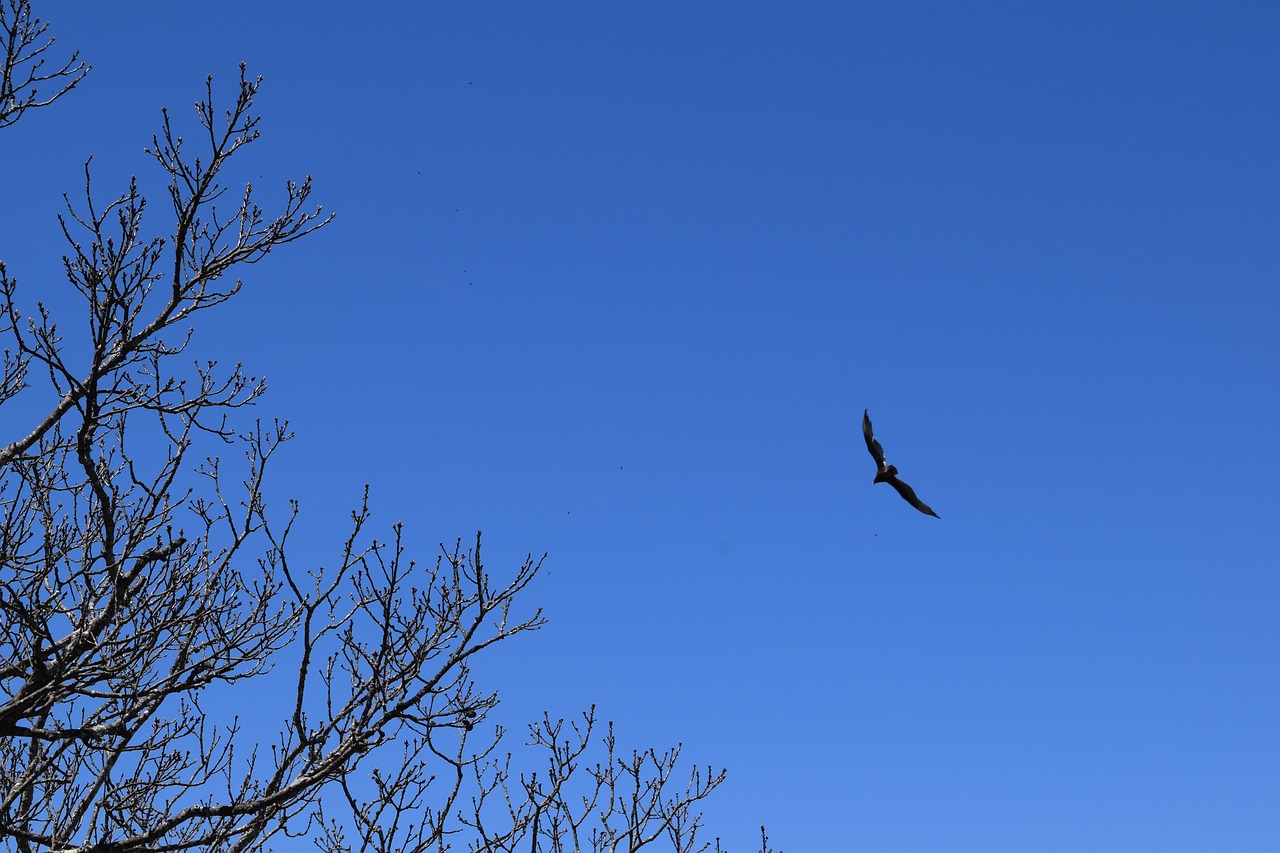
[3,2,1277,850]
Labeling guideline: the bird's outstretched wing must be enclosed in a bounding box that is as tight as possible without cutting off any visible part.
[885,473,940,518]
[862,409,887,471]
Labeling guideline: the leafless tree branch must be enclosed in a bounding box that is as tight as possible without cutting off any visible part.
[0,0,88,131]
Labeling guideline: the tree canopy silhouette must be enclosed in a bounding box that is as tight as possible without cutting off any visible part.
[0,6,768,851]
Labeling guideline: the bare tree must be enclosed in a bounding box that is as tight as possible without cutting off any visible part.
[0,0,88,131]
[0,11,764,853]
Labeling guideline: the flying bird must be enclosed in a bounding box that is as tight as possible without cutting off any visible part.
[862,409,939,518]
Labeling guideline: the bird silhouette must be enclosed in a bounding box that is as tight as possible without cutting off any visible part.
[862,409,939,518]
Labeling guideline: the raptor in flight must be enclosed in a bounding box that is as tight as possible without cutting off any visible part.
[862,409,939,518]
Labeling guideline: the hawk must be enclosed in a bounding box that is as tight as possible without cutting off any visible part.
[862,409,939,518]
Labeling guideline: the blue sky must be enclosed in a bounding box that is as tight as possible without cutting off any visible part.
[3,2,1278,850]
